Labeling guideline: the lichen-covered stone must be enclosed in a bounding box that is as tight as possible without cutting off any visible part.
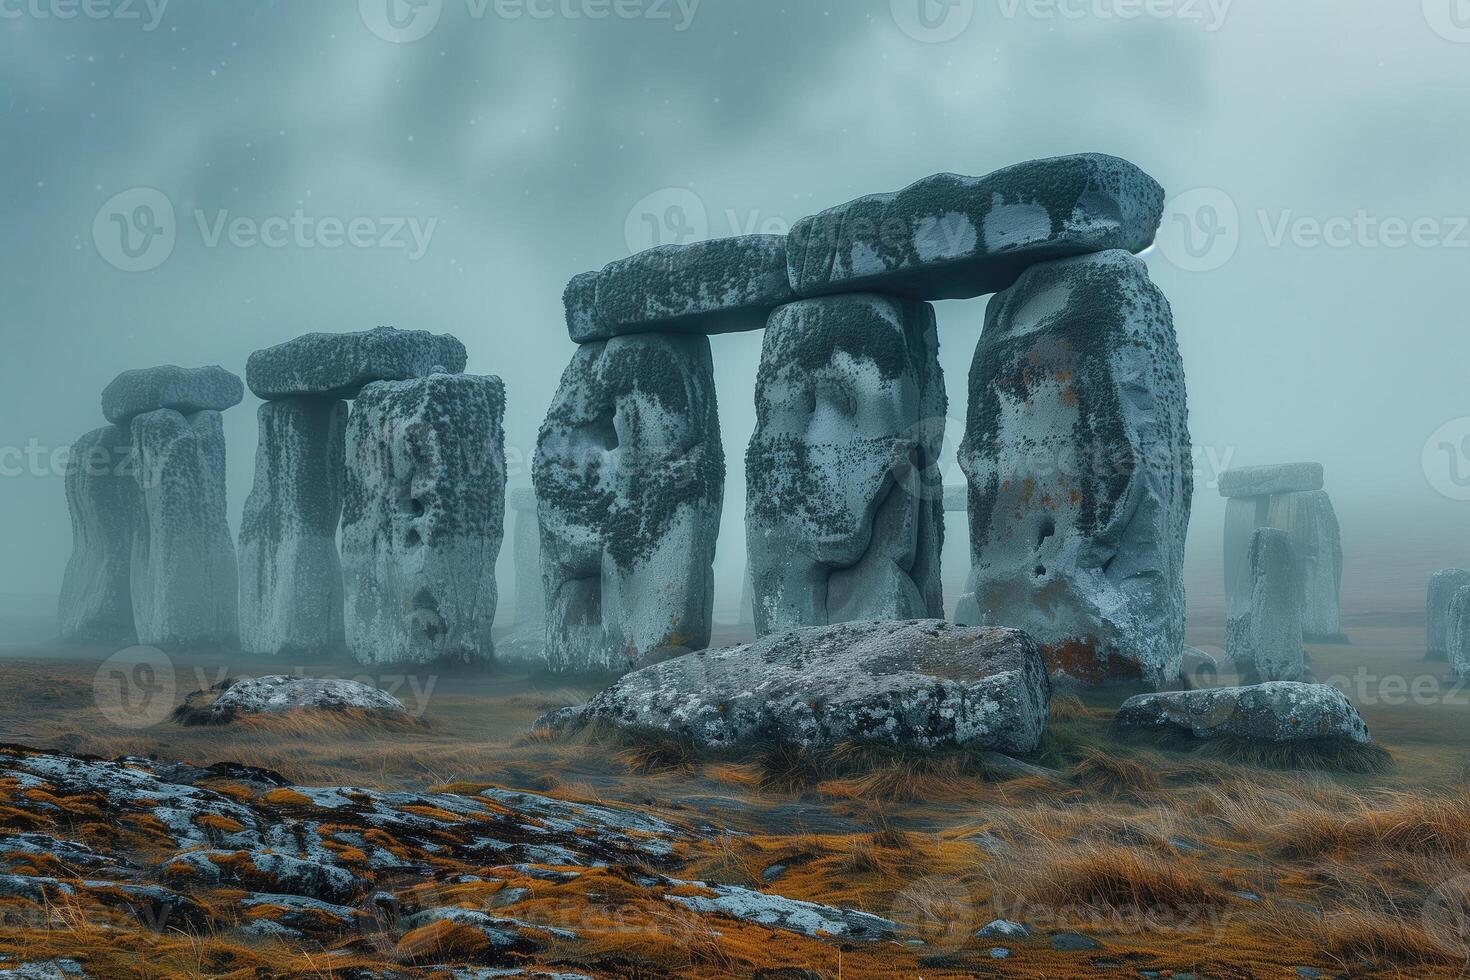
[955,250,1191,687]
[238,398,348,656]
[1224,489,1344,644]
[786,154,1164,302]
[173,675,407,724]
[1450,586,1470,680]
[746,294,945,634]
[342,374,505,666]
[1217,462,1324,499]
[101,365,243,425]
[570,236,797,342]
[246,326,468,400]
[1427,569,1470,660]
[58,425,138,644]
[542,620,1049,754]
[1226,528,1305,681]
[130,409,238,648]
[1114,682,1371,745]
[533,335,724,673]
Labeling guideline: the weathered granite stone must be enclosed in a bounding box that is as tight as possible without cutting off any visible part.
[955,250,1191,687]
[1224,490,1343,644]
[570,236,797,342]
[542,620,1050,754]
[238,398,348,657]
[1114,682,1371,745]
[130,410,239,648]
[786,154,1164,302]
[746,294,945,635]
[101,366,243,425]
[1227,528,1305,681]
[246,326,468,400]
[534,335,724,673]
[1217,463,1324,499]
[341,374,505,666]
[1223,496,1269,629]
[58,425,139,644]
[1450,586,1470,680]
[172,675,407,724]
[1427,569,1470,660]
[498,488,547,664]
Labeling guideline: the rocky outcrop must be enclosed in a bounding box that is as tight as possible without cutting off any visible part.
[238,399,348,657]
[746,293,945,634]
[245,326,468,400]
[1217,463,1324,499]
[171,675,408,725]
[542,620,1050,754]
[1227,528,1306,681]
[1113,682,1371,745]
[58,425,139,644]
[786,153,1164,301]
[1427,568,1470,660]
[100,365,243,426]
[130,409,238,648]
[955,250,1191,687]
[534,335,724,673]
[341,374,506,665]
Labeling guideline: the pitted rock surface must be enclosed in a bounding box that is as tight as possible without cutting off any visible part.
[1113,682,1371,745]
[100,365,243,425]
[245,326,468,400]
[172,675,408,724]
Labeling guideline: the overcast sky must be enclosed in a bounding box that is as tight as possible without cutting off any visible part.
[3,0,1469,620]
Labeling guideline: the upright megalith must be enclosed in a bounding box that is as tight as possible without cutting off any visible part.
[534,334,724,673]
[786,153,1165,302]
[101,365,243,425]
[59,425,139,644]
[1227,528,1306,682]
[1427,569,1470,661]
[237,399,348,657]
[130,409,239,648]
[746,293,945,634]
[246,326,468,400]
[1449,585,1470,679]
[497,488,547,664]
[956,250,1191,687]
[342,373,506,666]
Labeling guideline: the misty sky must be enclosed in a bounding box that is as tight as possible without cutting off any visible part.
[3,1,1469,621]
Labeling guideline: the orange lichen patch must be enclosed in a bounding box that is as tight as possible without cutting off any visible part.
[0,805,45,829]
[194,813,245,834]
[259,788,312,807]
[396,804,473,824]
[203,782,256,802]
[396,919,500,961]
[1044,638,1145,686]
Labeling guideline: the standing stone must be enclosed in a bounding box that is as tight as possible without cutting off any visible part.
[1222,496,1270,633]
[1427,569,1470,661]
[1449,585,1470,679]
[238,399,348,657]
[534,335,724,673]
[342,374,506,666]
[130,410,239,648]
[59,425,139,644]
[956,250,1191,687]
[1217,463,1323,499]
[101,365,243,425]
[246,326,468,400]
[1230,528,1306,682]
[746,293,945,635]
[497,488,546,664]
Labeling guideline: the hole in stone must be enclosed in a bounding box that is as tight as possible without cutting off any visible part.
[1036,516,1056,549]
[406,528,423,548]
[1034,565,1047,579]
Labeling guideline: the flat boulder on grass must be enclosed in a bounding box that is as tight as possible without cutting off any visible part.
[1217,462,1324,498]
[171,675,408,726]
[1113,682,1370,745]
[101,365,243,425]
[540,620,1051,754]
[245,326,468,400]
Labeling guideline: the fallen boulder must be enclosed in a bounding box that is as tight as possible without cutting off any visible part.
[1113,682,1371,745]
[101,365,243,425]
[171,675,409,725]
[245,326,468,400]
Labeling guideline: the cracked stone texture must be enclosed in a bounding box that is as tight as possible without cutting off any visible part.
[566,235,796,342]
[342,374,506,666]
[542,620,1050,754]
[955,250,1191,687]
[1217,462,1324,499]
[238,398,348,656]
[786,153,1164,302]
[1226,528,1306,682]
[746,293,946,635]
[1114,682,1371,745]
[245,326,468,400]
[533,335,724,673]
[58,425,139,645]
[1223,490,1343,643]
[100,365,243,425]
[1427,568,1470,660]
[129,409,239,648]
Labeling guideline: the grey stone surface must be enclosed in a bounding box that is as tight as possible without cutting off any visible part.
[246,326,468,400]
[1227,528,1306,681]
[1449,585,1470,680]
[58,425,138,644]
[238,398,348,657]
[1427,568,1470,660]
[130,410,239,648]
[569,235,796,342]
[342,373,505,665]
[174,675,406,724]
[1224,490,1343,643]
[101,365,243,425]
[746,293,945,635]
[542,620,1050,754]
[955,250,1191,687]
[1217,462,1324,499]
[1113,682,1371,745]
[786,153,1164,301]
[534,334,724,673]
